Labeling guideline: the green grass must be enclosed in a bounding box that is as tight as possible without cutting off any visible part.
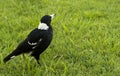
[0,0,120,76]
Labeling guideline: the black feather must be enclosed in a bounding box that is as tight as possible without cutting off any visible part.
[3,14,55,65]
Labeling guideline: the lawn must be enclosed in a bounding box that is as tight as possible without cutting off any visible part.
[0,0,120,76]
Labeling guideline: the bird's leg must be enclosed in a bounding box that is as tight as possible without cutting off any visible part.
[33,55,41,66]
[31,52,41,66]
[22,53,26,58]
[36,59,41,66]
[22,53,27,64]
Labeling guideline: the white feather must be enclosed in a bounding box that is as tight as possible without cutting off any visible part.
[11,56,15,59]
[39,38,42,42]
[38,23,49,30]
[32,46,37,49]
[28,41,37,45]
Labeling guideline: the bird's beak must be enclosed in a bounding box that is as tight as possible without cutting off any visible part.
[50,14,55,19]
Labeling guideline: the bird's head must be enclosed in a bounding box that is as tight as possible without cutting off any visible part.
[38,14,55,30]
[40,14,55,25]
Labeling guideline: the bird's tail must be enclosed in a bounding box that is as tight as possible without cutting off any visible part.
[3,49,21,63]
[3,53,14,63]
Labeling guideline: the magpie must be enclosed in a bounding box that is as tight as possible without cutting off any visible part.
[3,14,55,65]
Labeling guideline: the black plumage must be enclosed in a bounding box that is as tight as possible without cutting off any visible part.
[3,14,55,65]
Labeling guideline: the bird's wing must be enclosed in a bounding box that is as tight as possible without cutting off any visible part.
[27,28,43,46]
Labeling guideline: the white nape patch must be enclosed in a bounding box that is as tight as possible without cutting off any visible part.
[28,41,37,45]
[11,56,15,59]
[38,23,49,30]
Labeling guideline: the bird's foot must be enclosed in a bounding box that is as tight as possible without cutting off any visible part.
[37,60,41,66]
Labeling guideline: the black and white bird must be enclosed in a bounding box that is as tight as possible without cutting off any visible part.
[3,14,55,65]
